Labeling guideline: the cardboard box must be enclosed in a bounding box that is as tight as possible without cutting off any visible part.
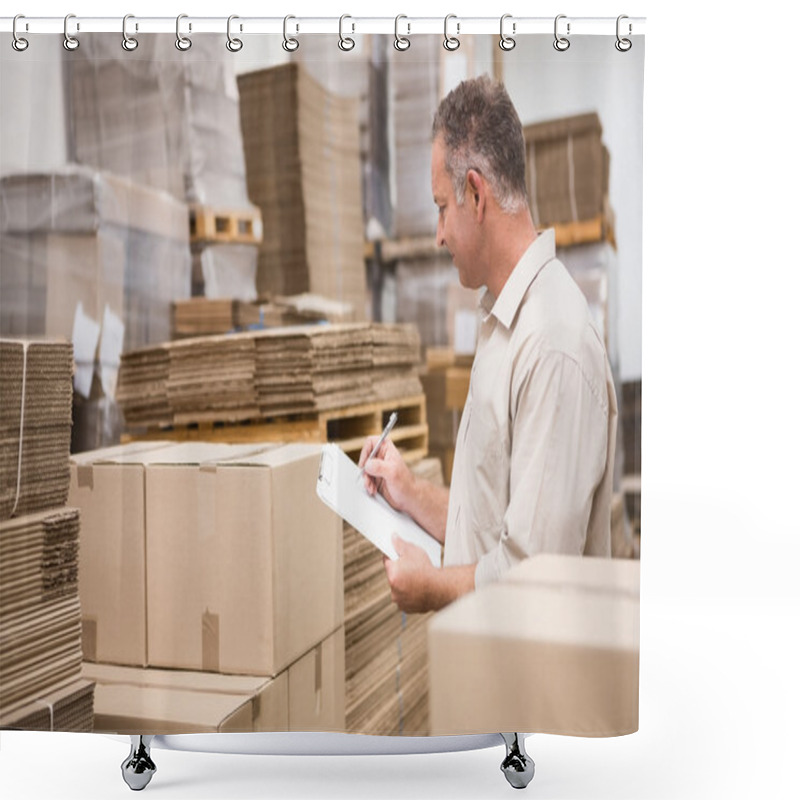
[84,625,344,733]
[145,443,344,677]
[84,662,289,734]
[502,553,640,596]
[428,561,639,736]
[288,626,345,732]
[67,441,256,667]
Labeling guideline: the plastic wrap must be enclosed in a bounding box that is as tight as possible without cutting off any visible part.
[192,243,258,301]
[64,34,250,208]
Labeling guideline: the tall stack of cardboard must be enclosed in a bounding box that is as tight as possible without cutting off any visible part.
[343,457,442,735]
[237,63,368,317]
[0,168,190,451]
[0,338,94,732]
[68,441,346,732]
[391,36,441,238]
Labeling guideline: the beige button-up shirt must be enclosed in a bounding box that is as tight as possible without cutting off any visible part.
[443,230,618,587]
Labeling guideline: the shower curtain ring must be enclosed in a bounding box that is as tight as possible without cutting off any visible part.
[63,14,79,51]
[615,15,632,52]
[338,15,355,51]
[499,14,516,51]
[175,13,192,51]
[227,15,243,52]
[553,14,570,51]
[12,14,29,51]
[122,14,139,51]
[283,15,299,52]
[394,15,410,51]
[443,14,460,51]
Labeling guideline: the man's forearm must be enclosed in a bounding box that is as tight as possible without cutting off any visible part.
[425,564,476,611]
[405,477,449,544]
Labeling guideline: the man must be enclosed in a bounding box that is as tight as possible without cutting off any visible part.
[359,76,617,613]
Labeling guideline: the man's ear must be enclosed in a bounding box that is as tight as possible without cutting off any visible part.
[466,169,486,222]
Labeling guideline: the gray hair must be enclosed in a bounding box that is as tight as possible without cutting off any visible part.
[432,75,528,214]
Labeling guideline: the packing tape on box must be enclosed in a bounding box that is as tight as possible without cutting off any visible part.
[82,617,98,662]
[10,340,29,518]
[202,610,220,672]
[76,465,94,489]
[315,642,323,716]
[251,692,261,728]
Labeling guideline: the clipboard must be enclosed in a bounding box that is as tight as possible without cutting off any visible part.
[316,444,442,568]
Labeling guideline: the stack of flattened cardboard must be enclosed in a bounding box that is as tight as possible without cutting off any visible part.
[371,324,423,402]
[237,63,368,317]
[68,441,346,733]
[523,112,613,241]
[343,457,441,735]
[167,335,258,424]
[1,339,73,519]
[0,680,95,732]
[113,343,171,427]
[254,324,373,415]
[118,323,424,427]
[0,508,92,730]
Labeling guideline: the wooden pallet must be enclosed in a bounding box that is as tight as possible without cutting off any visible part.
[123,395,429,463]
[189,205,264,244]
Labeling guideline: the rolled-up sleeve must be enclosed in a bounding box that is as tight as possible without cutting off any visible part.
[474,349,609,587]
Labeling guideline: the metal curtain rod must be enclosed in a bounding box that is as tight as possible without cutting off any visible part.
[0,15,646,36]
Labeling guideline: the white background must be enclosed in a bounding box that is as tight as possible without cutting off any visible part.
[2,1,799,798]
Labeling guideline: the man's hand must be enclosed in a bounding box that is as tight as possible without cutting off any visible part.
[358,436,416,514]
[383,534,436,613]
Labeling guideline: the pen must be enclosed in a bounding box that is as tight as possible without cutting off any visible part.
[357,411,398,482]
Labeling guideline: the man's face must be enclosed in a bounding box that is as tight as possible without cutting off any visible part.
[431,136,482,289]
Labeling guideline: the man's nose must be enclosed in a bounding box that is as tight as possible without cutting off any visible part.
[436,218,445,249]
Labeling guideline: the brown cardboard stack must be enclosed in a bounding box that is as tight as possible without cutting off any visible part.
[370,324,422,401]
[238,63,368,316]
[0,680,95,732]
[524,112,612,240]
[0,508,93,731]
[254,324,374,416]
[419,348,473,485]
[428,554,639,735]
[117,323,423,427]
[390,36,441,237]
[1,340,73,518]
[343,457,441,735]
[67,440,346,732]
[84,628,345,734]
[0,168,190,451]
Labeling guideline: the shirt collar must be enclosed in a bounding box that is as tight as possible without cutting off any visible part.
[479,229,556,330]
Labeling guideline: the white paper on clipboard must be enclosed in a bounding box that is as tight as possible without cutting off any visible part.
[316,444,442,568]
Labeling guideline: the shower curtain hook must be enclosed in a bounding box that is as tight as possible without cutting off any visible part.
[12,14,29,51]
[175,13,192,51]
[499,14,516,51]
[122,14,139,51]
[394,15,410,51]
[615,15,632,52]
[443,14,460,51]
[282,15,299,52]
[226,15,243,52]
[63,14,79,51]
[338,14,355,51]
[553,14,570,51]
